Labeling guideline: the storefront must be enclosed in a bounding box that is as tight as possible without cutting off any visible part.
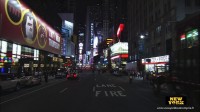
[0,0,61,76]
[110,42,128,70]
[179,29,199,49]
[142,55,169,73]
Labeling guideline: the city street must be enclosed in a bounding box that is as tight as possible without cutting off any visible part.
[0,71,174,112]
[1,0,199,112]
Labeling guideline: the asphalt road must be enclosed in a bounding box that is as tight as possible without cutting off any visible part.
[0,71,197,112]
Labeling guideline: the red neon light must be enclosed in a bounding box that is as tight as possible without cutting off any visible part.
[180,34,186,40]
[73,74,77,78]
[111,54,128,60]
[111,55,120,60]
[120,54,128,58]
[117,24,124,38]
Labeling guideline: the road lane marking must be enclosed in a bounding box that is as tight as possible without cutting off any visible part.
[95,91,101,97]
[96,84,116,88]
[0,80,65,105]
[59,88,68,93]
[117,91,126,97]
[110,91,119,97]
[104,91,108,96]
[119,86,125,91]
[94,84,127,97]
[95,90,127,97]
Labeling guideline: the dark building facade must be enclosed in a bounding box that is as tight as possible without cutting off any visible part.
[127,0,200,72]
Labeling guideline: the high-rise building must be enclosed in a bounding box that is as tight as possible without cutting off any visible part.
[59,13,75,57]
[85,3,102,64]
[102,0,127,42]
[127,0,200,60]
[102,0,109,39]
[84,0,127,65]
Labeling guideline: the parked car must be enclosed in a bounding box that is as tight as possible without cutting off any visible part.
[0,74,21,93]
[55,69,65,78]
[66,69,79,80]
[24,76,41,86]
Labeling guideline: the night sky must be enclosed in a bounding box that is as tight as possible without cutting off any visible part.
[21,0,102,26]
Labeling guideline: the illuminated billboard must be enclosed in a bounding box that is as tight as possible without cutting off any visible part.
[64,20,73,38]
[110,42,128,56]
[93,36,98,48]
[0,0,61,54]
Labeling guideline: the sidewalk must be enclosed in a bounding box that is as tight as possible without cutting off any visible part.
[40,75,56,83]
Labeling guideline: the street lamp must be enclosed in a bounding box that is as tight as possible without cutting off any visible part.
[140,35,145,39]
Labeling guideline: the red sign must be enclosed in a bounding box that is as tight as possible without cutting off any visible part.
[0,0,62,55]
[117,24,124,38]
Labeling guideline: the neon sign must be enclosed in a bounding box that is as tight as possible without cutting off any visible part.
[117,24,124,38]
[142,55,169,64]
[0,56,13,63]
[110,42,128,56]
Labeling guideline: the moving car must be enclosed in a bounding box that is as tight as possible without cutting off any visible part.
[66,69,79,80]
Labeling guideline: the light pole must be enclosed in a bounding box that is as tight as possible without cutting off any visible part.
[138,34,146,59]
[138,33,147,73]
[140,35,145,39]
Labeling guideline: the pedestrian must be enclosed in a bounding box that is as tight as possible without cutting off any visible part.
[129,72,133,84]
[44,70,48,83]
[98,69,100,74]
[133,71,137,78]
[92,68,95,73]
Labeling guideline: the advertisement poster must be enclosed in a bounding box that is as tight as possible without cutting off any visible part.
[0,0,61,54]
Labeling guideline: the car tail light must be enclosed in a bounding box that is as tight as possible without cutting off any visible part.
[73,74,77,77]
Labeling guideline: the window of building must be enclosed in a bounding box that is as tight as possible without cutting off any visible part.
[12,44,18,58]
[21,46,34,58]
[185,0,191,7]
[156,43,161,52]
[195,0,200,6]
[34,49,39,60]
[186,29,199,48]
[1,41,7,53]
[165,24,169,34]
[168,0,171,10]
[166,39,172,54]
[0,40,1,52]
[7,42,12,53]
[164,4,167,13]
[151,46,155,56]
[156,25,162,37]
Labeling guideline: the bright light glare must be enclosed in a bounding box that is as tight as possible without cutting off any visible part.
[140,35,144,39]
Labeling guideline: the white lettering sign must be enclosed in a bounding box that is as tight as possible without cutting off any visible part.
[94,84,126,97]
[49,28,60,43]
[96,84,116,88]
[95,91,101,97]
[142,55,169,63]
[49,38,60,50]
[56,35,60,42]
[95,91,126,97]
